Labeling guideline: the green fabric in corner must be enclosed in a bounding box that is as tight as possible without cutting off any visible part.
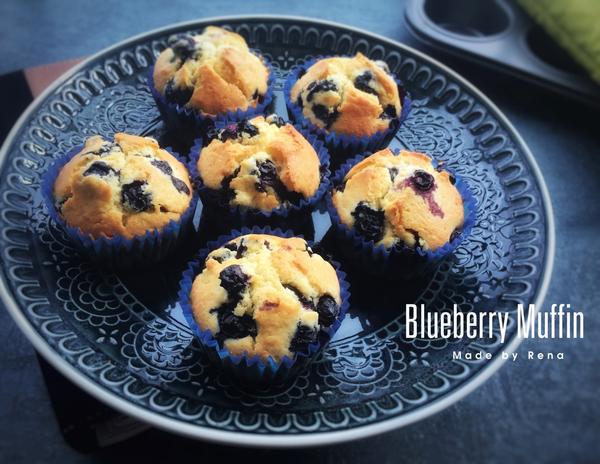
[518,0,600,85]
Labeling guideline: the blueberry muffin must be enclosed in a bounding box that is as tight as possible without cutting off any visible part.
[290,53,401,137]
[152,26,270,116]
[332,149,464,250]
[53,133,193,239]
[197,115,323,211]
[189,234,342,361]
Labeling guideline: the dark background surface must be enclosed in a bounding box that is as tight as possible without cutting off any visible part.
[1,0,599,463]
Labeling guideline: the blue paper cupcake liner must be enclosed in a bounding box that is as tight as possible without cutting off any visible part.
[326,152,477,278]
[177,226,351,385]
[41,145,198,268]
[284,56,412,161]
[148,52,275,136]
[187,125,331,230]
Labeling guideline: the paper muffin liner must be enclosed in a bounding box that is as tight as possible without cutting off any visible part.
[187,126,331,234]
[40,146,198,268]
[178,226,350,385]
[326,153,477,278]
[148,53,275,138]
[284,56,411,163]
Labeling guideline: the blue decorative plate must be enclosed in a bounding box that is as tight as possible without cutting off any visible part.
[0,16,554,447]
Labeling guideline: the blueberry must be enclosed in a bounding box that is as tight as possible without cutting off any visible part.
[170,176,190,195]
[354,71,377,96]
[220,167,240,203]
[235,239,247,259]
[237,120,259,138]
[406,228,422,249]
[217,312,257,340]
[253,159,304,205]
[167,34,197,62]
[255,159,278,192]
[352,202,385,243]
[296,94,303,109]
[83,161,118,177]
[164,79,193,106]
[150,158,190,195]
[83,142,117,157]
[121,180,153,212]
[411,170,435,192]
[224,242,238,252]
[265,113,285,127]
[306,79,338,102]
[312,104,339,128]
[284,284,314,310]
[389,167,399,182]
[316,295,339,327]
[219,264,249,298]
[151,159,173,175]
[449,173,456,185]
[381,104,397,119]
[218,125,239,142]
[289,324,318,353]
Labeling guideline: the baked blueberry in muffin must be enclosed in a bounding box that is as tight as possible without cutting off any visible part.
[331,149,464,250]
[53,133,193,239]
[196,114,323,211]
[290,53,401,137]
[152,26,270,116]
[189,234,342,361]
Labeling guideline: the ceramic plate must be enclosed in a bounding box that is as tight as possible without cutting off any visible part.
[0,15,554,447]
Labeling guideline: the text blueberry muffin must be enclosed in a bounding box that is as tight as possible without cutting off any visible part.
[197,115,322,211]
[152,26,270,115]
[53,133,193,239]
[332,148,464,250]
[290,53,401,137]
[189,234,342,361]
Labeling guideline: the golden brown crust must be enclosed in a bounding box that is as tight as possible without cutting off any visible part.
[53,133,193,240]
[196,115,321,211]
[332,148,464,250]
[290,52,401,137]
[190,234,341,361]
[153,26,269,115]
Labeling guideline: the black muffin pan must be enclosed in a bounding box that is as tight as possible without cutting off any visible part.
[405,0,600,106]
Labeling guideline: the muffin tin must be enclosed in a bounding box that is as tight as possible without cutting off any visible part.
[405,0,600,106]
[0,16,553,446]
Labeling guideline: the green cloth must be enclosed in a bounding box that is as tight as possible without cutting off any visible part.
[519,0,600,85]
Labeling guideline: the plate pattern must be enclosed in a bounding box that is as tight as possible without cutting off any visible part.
[0,19,547,435]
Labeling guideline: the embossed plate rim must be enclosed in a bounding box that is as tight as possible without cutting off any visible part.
[0,14,555,447]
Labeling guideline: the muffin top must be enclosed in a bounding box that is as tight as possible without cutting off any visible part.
[197,115,322,211]
[190,234,342,361]
[53,133,193,240]
[332,149,464,251]
[290,53,401,137]
[153,26,269,115]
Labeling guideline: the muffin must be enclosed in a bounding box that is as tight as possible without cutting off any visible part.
[289,53,402,138]
[194,114,326,213]
[188,234,342,362]
[331,148,465,251]
[52,133,193,240]
[152,26,270,116]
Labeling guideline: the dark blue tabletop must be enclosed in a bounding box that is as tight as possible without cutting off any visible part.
[1,0,599,462]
